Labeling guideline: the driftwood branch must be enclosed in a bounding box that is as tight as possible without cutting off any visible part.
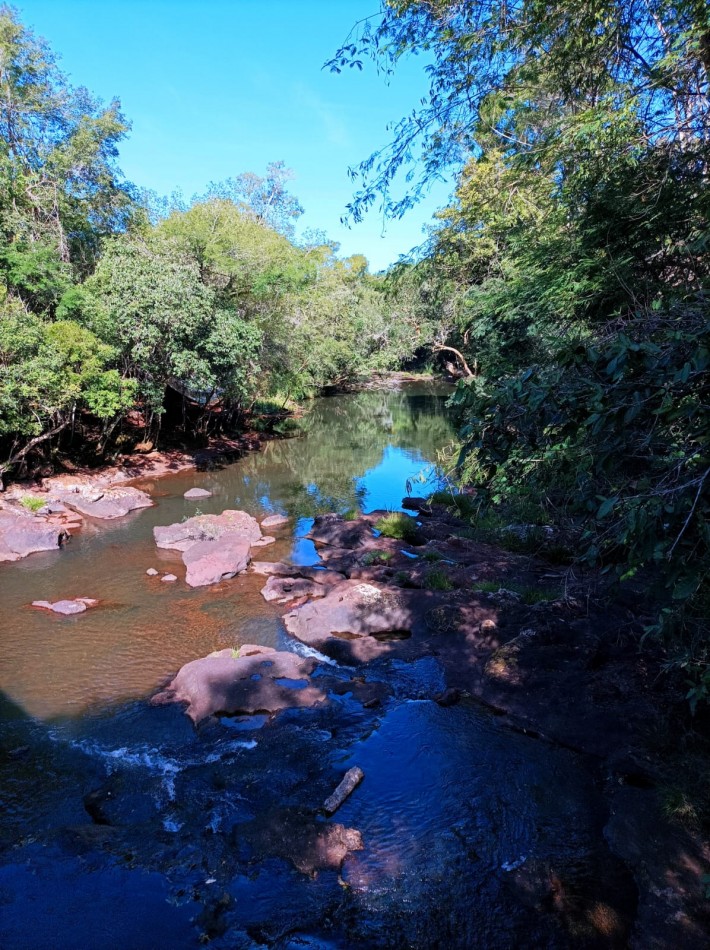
[432,343,476,377]
[0,419,70,475]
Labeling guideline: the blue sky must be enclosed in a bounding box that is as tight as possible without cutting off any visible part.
[16,0,455,271]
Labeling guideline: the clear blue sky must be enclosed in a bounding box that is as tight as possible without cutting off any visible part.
[15,0,454,272]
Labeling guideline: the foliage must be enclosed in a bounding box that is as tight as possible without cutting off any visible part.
[423,568,455,591]
[335,0,710,690]
[375,511,423,544]
[0,6,429,477]
[19,495,45,511]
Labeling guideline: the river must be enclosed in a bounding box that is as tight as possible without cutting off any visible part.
[0,384,636,949]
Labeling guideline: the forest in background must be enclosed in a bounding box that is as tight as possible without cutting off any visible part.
[1,1,709,699]
[0,4,436,483]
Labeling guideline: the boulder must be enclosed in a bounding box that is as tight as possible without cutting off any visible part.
[0,508,69,562]
[146,568,159,576]
[261,513,289,529]
[55,485,152,520]
[251,562,346,585]
[307,513,373,550]
[161,574,178,583]
[261,575,330,604]
[154,509,261,552]
[284,580,415,653]
[31,597,98,615]
[152,644,325,723]
[183,487,212,499]
[182,531,251,588]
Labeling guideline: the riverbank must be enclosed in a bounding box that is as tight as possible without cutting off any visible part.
[1,384,707,948]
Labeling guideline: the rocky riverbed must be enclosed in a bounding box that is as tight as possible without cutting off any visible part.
[1,386,708,948]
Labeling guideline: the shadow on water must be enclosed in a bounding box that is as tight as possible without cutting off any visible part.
[0,384,679,947]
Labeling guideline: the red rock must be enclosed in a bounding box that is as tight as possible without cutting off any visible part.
[261,513,289,528]
[31,597,98,615]
[55,485,152,520]
[182,532,251,587]
[0,508,69,562]
[154,509,261,551]
[184,487,212,499]
[251,535,276,547]
[152,644,324,723]
[285,581,413,639]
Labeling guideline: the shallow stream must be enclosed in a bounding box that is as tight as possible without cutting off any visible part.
[0,385,636,948]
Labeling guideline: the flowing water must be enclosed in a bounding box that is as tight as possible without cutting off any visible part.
[0,384,636,949]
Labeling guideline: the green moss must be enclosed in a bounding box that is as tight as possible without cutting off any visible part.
[342,508,360,521]
[422,550,443,562]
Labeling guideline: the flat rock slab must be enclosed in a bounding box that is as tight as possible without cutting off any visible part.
[183,487,212,499]
[154,510,261,551]
[251,536,275,548]
[152,644,325,723]
[261,513,289,529]
[0,508,69,562]
[55,485,152,520]
[284,581,416,656]
[251,562,345,585]
[31,597,98,615]
[182,532,251,588]
[261,575,331,604]
[307,513,374,550]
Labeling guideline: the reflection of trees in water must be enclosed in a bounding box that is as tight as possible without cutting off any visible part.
[229,388,455,519]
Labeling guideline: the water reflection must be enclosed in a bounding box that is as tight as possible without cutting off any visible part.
[0,384,455,718]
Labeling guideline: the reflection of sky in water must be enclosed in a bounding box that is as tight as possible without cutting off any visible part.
[357,445,443,513]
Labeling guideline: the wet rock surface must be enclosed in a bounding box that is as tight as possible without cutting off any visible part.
[152,644,325,723]
[54,484,153,520]
[1,495,708,948]
[183,487,213,499]
[31,597,99,615]
[153,509,262,587]
[0,507,70,561]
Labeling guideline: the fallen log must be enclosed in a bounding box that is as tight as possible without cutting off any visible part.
[323,767,365,815]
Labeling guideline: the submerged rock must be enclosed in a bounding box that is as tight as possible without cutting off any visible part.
[152,644,325,723]
[31,597,98,615]
[240,807,363,875]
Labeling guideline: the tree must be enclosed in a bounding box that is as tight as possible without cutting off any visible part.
[0,5,133,275]
[201,161,304,239]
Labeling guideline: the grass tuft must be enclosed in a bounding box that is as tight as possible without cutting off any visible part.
[20,496,45,512]
[375,511,422,544]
